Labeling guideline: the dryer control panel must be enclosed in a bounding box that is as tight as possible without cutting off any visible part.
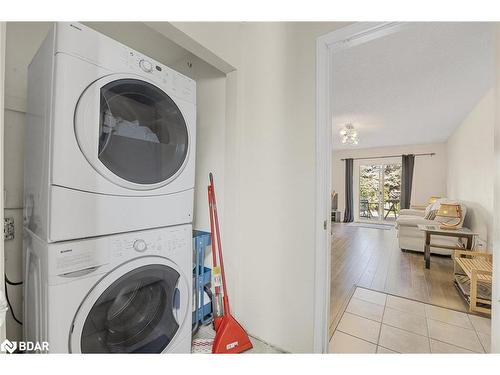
[54,22,196,105]
[121,49,196,104]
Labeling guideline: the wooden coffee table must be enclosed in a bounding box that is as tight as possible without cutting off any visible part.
[417,224,478,269]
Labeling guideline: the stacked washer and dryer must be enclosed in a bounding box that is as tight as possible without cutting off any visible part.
[23,22,196,353]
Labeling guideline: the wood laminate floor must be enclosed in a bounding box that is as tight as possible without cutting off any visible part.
[329,223,468,336]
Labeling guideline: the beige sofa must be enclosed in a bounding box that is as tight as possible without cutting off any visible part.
[395,199,467,255]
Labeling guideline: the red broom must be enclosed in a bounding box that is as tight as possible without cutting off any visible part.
[208,173,252,354]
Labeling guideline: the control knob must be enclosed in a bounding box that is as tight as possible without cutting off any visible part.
[139,59,153,73]
[133,239,147,252]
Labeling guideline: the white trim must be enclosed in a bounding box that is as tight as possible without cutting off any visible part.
[313,22,408,353]
[313,31,331,354]
[4,94,26,113]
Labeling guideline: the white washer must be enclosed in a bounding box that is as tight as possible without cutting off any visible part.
[23,224,192,353]
[25,22,196,242]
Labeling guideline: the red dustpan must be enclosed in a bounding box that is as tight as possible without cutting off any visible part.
[208,173,252,354]
[212,314,253,353]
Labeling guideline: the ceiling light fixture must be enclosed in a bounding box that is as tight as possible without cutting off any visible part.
[340,123,359,145]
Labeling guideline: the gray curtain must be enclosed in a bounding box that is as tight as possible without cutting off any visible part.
[343,158,354,222]
[401,154,415,209]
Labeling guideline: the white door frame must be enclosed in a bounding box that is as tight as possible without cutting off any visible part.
[313,22,415,353]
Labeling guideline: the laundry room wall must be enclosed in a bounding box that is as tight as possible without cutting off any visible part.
[155,22,349,353]
[2,21,228,341]
[170,55,227,235]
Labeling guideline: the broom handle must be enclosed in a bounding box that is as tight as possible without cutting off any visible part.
[209,173,231,315]
[208,184,220,296]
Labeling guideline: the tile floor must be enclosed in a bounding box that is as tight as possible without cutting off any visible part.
[329,287,491,354]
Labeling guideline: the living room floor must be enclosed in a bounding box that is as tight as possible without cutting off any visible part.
[329,223,469,337]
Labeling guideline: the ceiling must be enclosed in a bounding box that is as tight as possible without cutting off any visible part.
[332,23,495,150]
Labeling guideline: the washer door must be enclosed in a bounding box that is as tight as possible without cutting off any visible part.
[75,74,190,190]
[69,257,189,353]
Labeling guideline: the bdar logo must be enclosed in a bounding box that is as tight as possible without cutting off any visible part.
[1,339,17,353]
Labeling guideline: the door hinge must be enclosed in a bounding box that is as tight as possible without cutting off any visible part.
[323,220,327,230]
[4,217,15,241]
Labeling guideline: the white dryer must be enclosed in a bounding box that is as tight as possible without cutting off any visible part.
[24,224,192,353]
[25,22,196,242]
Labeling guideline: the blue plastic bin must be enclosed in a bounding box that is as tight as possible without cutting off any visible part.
[192,231,213,332]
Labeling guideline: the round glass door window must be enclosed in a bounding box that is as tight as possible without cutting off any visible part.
[98,79,189,185]
[80,264,181,353]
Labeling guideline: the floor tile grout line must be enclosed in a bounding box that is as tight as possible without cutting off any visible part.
[358,285,472,316]
[466,313,487,353]
[334,326,481,354]
[335,328,379,346]
[424,304,431,353]
[431,337,485,354]
[329,285,358,340]
[426,318,485,353]
[346,306,481,348]
[377,344,401,354]
[425,303,478,329]
[383,305,426,318]
[425,317,475,331]
[350,295,386,308]
[380,322,429,340]
[375,296,388,348]
[428,337,479,354]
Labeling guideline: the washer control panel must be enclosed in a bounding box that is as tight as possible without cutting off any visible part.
[111,227,190,261]
[48,225,191,284]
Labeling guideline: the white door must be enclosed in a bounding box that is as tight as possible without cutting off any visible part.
[75,74,191,191]
[69,256,189,353]
[358,162,402,222]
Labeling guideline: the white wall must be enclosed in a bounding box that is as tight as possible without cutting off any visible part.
[0,22,6,343]
[171,55,226,233]
[165,22,348,352]
[446,89,495,249]
[2,22,228,341]
[332,143,448,217]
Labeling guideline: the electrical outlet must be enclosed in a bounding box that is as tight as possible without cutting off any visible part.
[4,217,14,241]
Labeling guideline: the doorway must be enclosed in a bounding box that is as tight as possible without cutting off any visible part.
[358,162,401,222]
[315,22,498,353]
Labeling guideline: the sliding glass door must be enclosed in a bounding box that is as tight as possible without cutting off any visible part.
[359,163,402,222]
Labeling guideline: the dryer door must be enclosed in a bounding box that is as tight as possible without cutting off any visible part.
[75,74,190,190]
[69,257,190,353]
